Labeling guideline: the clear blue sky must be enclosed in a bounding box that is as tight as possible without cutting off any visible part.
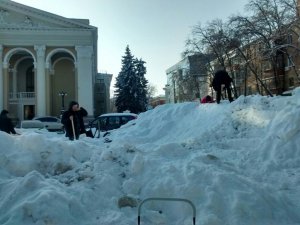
[14,0,249,95]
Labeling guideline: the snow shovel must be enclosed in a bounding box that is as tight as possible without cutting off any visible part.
[137,197,196,225]
[71,117,76,140]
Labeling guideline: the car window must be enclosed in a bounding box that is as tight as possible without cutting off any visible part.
[108,117,120,126]
[91,114,137,131]
[100,117,107,128]
[100,116,119,131]
[35,117,58,122]
[47,118,58,122]
[120,116,130,125]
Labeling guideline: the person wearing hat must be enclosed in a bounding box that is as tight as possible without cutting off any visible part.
[0,110,18,134]
[61,101,88,140]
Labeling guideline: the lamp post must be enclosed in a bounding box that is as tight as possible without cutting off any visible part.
[58,91,67,114]
[173,79,176,103]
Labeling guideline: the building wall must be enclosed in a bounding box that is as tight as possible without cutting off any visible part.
[0,0,101,120]
[94,73,112,116]
[166,55,211,103]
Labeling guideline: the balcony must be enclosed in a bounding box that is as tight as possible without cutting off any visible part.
[9,92,36,104]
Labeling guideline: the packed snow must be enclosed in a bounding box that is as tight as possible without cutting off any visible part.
[1,89,300,225]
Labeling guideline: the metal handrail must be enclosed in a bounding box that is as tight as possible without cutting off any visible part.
[137,197,196,225]
[9,92,35,99]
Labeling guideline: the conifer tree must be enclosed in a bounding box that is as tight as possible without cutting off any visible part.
[134,58,148,112]
[114,46,148,113]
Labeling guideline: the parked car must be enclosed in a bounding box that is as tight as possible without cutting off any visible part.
[19,120,45,129]
[33,116,64,132]
[89,112,137,132]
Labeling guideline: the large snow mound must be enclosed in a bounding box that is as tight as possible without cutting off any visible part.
[1,88,300,225]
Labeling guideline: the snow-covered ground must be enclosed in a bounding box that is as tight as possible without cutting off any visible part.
[1,89,300,225]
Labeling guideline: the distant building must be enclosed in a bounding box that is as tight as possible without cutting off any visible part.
[166,1,300,100]
[165,55,211,103]
[149,95,166,108]
[94,73,112,116]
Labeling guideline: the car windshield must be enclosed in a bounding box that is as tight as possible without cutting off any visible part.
[89,114,136,131]
[35,117,58,122]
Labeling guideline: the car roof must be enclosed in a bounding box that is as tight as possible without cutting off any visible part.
[33,116,59,119]
[97,113,137,118]
[20,120,45,129]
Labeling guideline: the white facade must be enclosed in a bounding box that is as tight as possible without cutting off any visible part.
[0,0,98,120]
[165,55,211,103]
[165,58,189,103]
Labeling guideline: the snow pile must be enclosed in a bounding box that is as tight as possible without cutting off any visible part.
[0,89,300,225]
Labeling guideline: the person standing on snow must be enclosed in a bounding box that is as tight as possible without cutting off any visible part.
[61,101,88,140]
[211,69,233,104]
[0,109,18,135]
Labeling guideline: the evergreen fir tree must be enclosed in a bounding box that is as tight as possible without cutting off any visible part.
[134,58,148,112]
[114,46,148,113]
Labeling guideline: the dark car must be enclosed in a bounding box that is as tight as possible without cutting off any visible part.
[89,113,137,132]
[87,112,137,138]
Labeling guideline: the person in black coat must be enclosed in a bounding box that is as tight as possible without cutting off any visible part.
[212,69,233,104]
[61,101,88,140]
[0,110,17,134]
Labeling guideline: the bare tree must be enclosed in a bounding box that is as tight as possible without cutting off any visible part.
[185,19,243,98]
[230,0,297,95]
[184,0,298,97]
[146,83,157,100]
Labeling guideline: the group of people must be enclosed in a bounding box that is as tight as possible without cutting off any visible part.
[0,101,88,141]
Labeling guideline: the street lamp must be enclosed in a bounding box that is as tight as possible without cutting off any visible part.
[58,91,67,114]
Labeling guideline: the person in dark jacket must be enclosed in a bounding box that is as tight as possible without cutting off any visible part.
[61,101,88,140]
[212,69,233,104]
[0,110,17,134]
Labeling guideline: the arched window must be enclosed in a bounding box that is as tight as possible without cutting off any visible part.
[26,65,34,92]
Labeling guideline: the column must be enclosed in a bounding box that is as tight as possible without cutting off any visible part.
[2,62,8,110]
[45,68,50,115]
[0,45,3,110]
[75,46,94,115]
[34,45,46,116]
[12,68,17,94]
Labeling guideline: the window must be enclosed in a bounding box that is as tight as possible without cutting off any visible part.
[100,117,107,128]
[106,117,121,130]
[26,66,35,92]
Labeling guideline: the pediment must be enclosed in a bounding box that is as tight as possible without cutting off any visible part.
[0,0,95,30]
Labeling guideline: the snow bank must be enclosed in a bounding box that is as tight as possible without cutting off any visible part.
[0,90,300,225]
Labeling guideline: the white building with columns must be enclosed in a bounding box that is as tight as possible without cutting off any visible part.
[0,0,98,120]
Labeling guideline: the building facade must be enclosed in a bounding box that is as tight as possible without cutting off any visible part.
[94,72,112,117]
[0,0,98,120]
[165,55,211,103]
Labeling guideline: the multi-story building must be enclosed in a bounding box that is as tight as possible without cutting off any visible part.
[167,1,300,101]
[165,54,211,103]
[237,29,300,96]
[0,0,110,121]
[94,72,112,116]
